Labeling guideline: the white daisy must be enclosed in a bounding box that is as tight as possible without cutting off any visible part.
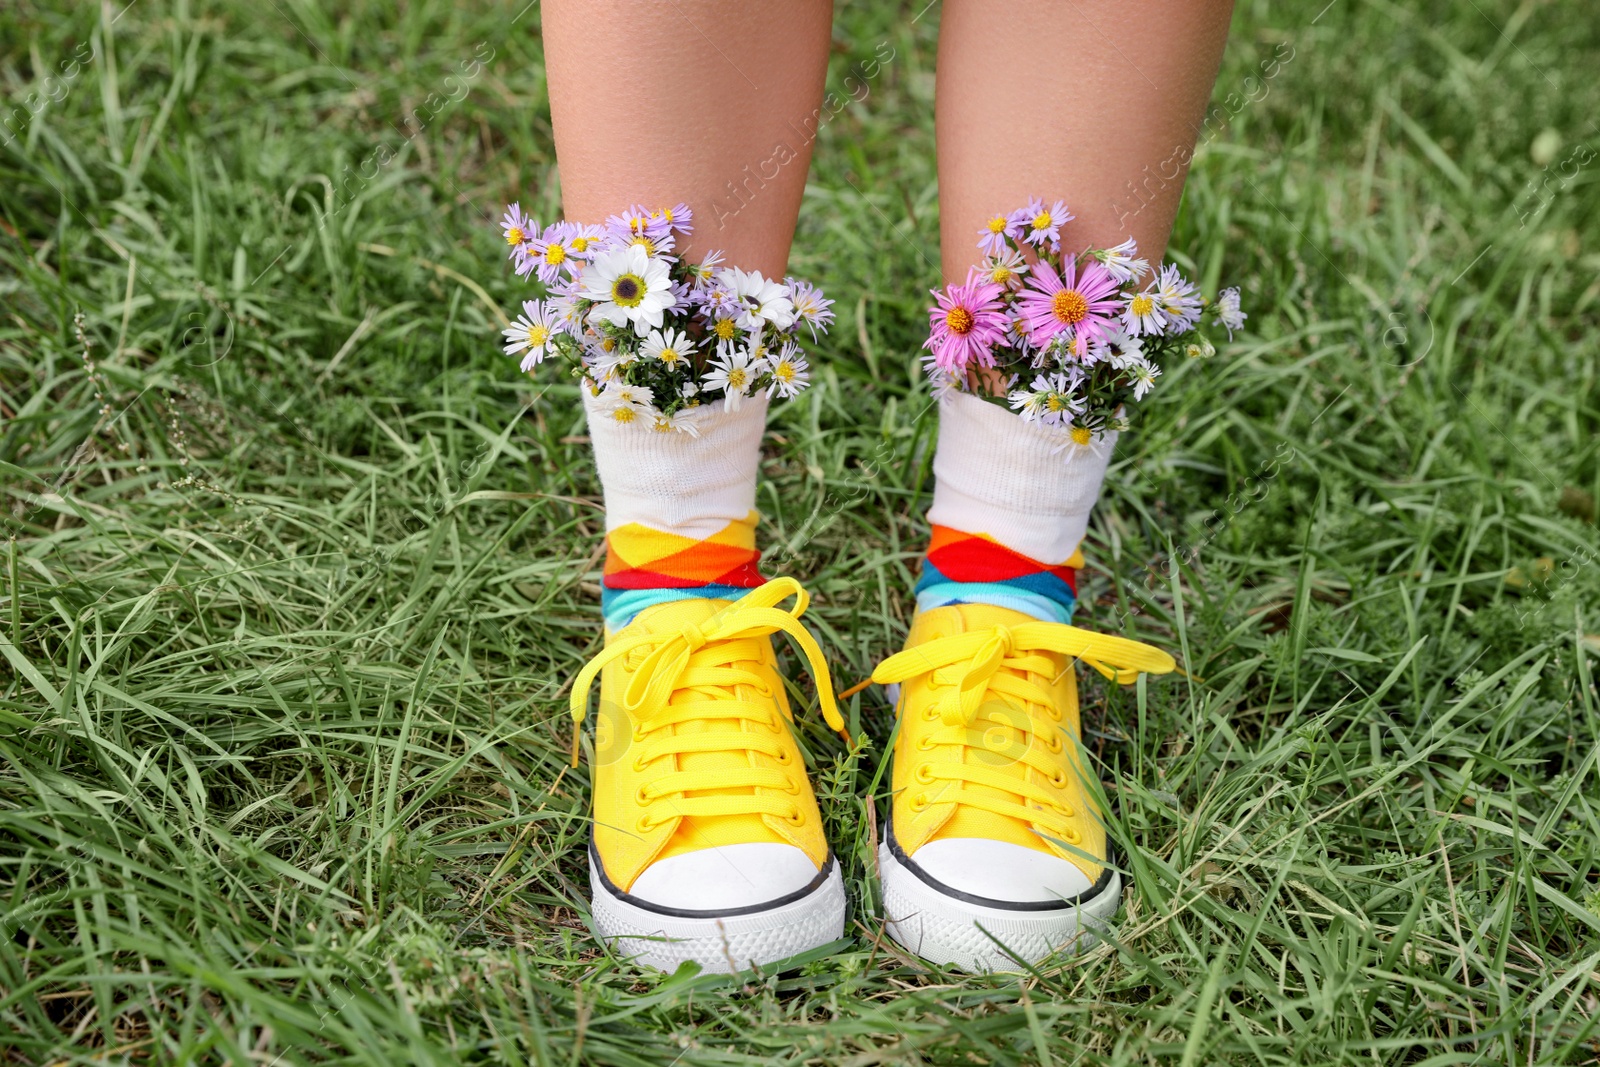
[685,251,725,288]
[1155,264,1203,332]
[1129,361,1161,400]
[1121,288,1165,336]
[701,347,765,412]
[586,335,638,381]
[1017,372,1085,428]
[1217,287,1246,338]
[640,327,695,372]
[765,343,811,398]
[719,267,795,332]
[981,248,1031,290]
[502,298,559,371]
[1097,238,1149,285]
[1097,330,1147,370]
[592,381,655,427]
[649,407,703,437]
[579,244,674,336]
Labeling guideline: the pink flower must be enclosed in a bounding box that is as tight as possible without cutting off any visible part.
[924,270,1009,372]
[1017,256,1122,350]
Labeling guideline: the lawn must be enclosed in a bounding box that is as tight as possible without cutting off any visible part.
[3,1,1599,1063]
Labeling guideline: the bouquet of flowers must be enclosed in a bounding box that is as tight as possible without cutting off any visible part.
[498,202,833,434]
[925,198,1244,447]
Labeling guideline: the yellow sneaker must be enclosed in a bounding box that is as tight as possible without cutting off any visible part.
[870,602,1175,971]
[569,577,850,972]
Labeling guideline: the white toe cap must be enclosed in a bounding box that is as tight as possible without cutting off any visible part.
[908,838,1094,905]
[627,843,822,911]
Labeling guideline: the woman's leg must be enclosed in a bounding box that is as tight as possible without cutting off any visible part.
[877,1,1235,972]
[935,0,1234,275]
[541,3,845,973]
[544,1,833,277]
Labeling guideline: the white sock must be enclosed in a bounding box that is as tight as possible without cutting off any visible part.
[583,392,769,628]
[921,390,1115,623]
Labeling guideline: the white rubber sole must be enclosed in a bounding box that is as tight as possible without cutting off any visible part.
[589,855,847,973]
[878,837,1122,972]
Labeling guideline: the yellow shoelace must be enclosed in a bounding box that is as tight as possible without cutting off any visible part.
[871,621,1175,839]
[570,578,850,826]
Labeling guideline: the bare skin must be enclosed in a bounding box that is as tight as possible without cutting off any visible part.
[543,1,835,279]
[935,0,1235,279]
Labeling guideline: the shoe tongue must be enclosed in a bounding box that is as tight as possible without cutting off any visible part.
[931,603,1059,854]
[631,596,788,858]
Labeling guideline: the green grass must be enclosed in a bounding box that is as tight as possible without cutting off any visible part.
[3,0,1600,1062]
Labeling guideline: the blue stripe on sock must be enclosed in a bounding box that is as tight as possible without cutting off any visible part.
[601,584,753,631]
[913,559,1078,623]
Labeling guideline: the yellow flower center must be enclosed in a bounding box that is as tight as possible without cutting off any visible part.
[1032,212,1052,230]
[944,306,975,335]
[1130,293,1154,316]
[658,347,681,365]
[991,267,1013,284]
[987,216,1007,234]
[726,368,748,390]
[774,362,795,383]
[1051,289,1089,325]
[526,324,549,346]
[1070,426,1093,446]
[713,319,738,341]
[600,337,616,352]
[1046,395,1066,412]
[630,235,656,255]
[570,236,591,252]
[612,407,637,424]
[611,274,646,307]
[545,244,566,265]
[505,227,525,246]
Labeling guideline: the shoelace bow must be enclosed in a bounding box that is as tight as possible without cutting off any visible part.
[570,577,850,827]
[871,621,1176,838]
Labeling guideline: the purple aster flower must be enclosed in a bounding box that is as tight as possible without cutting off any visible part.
[526,224,580,283]
[1018,256,1122,350]
[501,203,536,261]
[563,223,608,261]
[976,212,1021,256]
[1155,263,1203,331]
[785,278,835,339]
[653,203,694,237]
[924,270,1008,372]
[1008,198,1073,251]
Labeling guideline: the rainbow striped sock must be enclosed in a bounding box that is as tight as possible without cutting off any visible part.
[914,525,1081,624]
[602,510,766,630]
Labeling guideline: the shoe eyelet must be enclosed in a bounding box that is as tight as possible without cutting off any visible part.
[774,749,793,766]
[636,816,656,833]
[1049,770,1068,789]
[921,707,938,722]
[910,793,930,812]
[632,756,647,773]
[1044,734,1063,754]
[914,764,935,785]
[631,725,646,743]
[916,736,935,752]
[635,785,651,805]
[786,810,805,826]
